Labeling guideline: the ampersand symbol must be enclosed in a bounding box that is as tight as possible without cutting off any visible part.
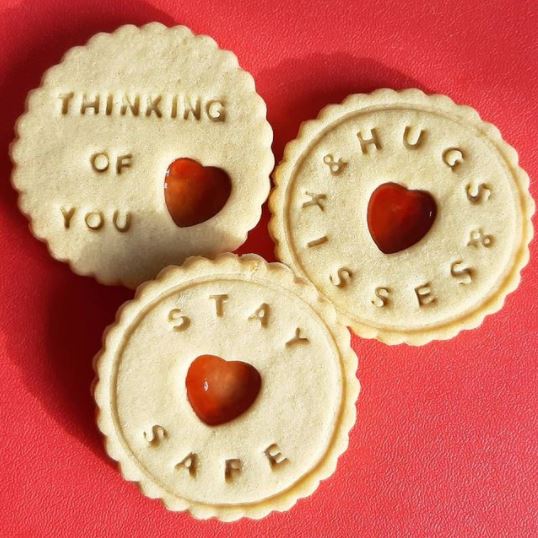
[323,154,347,175]
[467,228,494,248]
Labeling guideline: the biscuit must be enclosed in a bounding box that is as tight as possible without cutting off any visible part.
[93,254,359,520]
[11,24,273,287]
[270,89,534,345]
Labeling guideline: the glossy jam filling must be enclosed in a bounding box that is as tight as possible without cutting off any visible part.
[164,158,231,227]
[186,354,262,426]
[367,182,437,254]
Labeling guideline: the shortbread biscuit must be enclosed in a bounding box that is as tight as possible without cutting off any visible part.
[94,254,359,520]
[270,89,534,345]
[11,24,273,287]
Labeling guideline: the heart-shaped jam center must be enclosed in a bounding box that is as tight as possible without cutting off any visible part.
[367,182,437,254]
[164,158,232,227]
[185,354,261,426]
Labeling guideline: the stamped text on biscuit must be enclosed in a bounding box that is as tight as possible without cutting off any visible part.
[296,117,498,312]
[59,149,135,232]
[142,423,289,481]
[58,92,226,121]
[168,293,310,348]
[134,292,310,483]
[57,92,229,234]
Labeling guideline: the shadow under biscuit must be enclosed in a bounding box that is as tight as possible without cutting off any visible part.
[246,53,428,263]
[255,53,428,163]
[0,1,174,462]
[234,204,277,261]
[45,277,131,463]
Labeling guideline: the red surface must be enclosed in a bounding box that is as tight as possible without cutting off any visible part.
[0,0,536,536]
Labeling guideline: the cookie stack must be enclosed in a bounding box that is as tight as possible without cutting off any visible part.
[10,24,534,521]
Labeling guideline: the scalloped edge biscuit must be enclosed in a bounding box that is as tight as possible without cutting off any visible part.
[269,89,534,345]
[93,253,359,520]
[10,23,274,288]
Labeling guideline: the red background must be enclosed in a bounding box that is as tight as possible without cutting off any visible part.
[1,1,536,536]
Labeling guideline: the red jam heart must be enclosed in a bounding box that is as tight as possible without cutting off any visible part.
[367,182,437,254]
[185,355,261,426]
[164,158,232,227]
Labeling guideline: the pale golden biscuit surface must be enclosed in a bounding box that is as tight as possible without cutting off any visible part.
[11,24,273,287]
[270,89,534,345]
[94,254,359,520]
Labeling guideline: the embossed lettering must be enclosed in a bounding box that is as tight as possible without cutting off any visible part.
[248,303,270,327]
[414,282,436,307]
[323,154,348,175]
[116,154,132,174]
[168,308,191,331]
[372,287,391,308]
[120,95,140,116]
[84,211,104,230]
[62,209,134,232]
[206,100,226,122]
[105,94,113,116]
[467,228,494,248]
[145,96,162,118]
[58,92,74,115]
[286,327,309,347]
[175,452,198,477]
[330,267,353,288]
[90,152,132,175]
[143,425,167,447]
[442,148,464,171]
[302,191,327,211]
[357,128,382,154]
[61,207,76,229]
[58,92,225,121]
[403,126,426,149]
[210,294,228,317]
[183,96,201,120]
[112,210,131,232]
[225,458,242,482]
[170,95,178,118]
[466,182,491,204]
[81,93,100,115]
[90,152,110,173]
[264,443,288,469]
[450,259,473,285]
[307,236,328,248]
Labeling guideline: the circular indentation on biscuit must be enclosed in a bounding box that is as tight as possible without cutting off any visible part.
[94,254,359,520]
[270,90,534,345]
